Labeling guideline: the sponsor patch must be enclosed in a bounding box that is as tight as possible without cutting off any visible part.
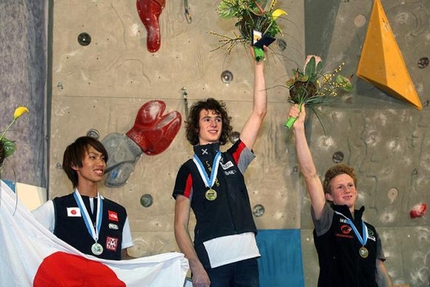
[221,161,234,170]
[67,207,81,217]
[335,233,353,239]
[224,170,236,176]
[106,237,118,251]
[340,224,352,235]
[109,223,119,230]
[108,210,119,222]
[367,226,376,241]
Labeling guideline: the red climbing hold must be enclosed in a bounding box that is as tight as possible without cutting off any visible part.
[136,0,166,53]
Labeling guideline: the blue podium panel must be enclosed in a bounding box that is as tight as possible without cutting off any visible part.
[256,229,304,287]
[2,179,16,192]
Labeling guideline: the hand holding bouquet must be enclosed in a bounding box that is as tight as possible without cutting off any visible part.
[285,55,353,128]
[211,0,287,61]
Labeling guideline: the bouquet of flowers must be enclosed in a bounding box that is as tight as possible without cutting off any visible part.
[0,106,29,166]
[211,0,287,61]
[285,55,353,128]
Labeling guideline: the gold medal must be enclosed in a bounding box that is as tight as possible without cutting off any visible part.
[193,152,221,202]
[205,188,217,201]
[91,242,104,255]
[359,246,368,258]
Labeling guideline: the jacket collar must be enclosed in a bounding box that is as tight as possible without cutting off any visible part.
[333,204,365,221]
[193,142,220,159]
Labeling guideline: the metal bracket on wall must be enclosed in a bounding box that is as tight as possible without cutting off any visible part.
[184,0,192,23]
[181,87,189,118]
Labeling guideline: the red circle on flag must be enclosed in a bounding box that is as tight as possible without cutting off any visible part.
[33,252,126,287]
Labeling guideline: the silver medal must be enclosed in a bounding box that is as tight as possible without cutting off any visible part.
[91,242,104,255]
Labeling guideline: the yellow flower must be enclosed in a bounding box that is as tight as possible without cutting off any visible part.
[272,9,287,20]
[14,106,29,119]
[0,106,30,141]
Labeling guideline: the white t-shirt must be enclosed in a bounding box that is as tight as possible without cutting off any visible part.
[203,232,260,268]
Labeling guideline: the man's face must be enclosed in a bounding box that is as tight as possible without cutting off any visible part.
[73,146,106,184]
[198,109,222,145]
[326,173,358,211]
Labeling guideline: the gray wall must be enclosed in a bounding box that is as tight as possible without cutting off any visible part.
[0,0,47,188]
[1,0,429,286]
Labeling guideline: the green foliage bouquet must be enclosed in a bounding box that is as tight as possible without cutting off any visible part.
[285,55,353,128]
[211,0,287,61]
[0,106,29,166]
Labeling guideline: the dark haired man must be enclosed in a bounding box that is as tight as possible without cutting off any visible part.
[172,47,268,287]
[32,136,133,260]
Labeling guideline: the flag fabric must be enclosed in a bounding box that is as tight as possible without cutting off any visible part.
[0,181,189,287]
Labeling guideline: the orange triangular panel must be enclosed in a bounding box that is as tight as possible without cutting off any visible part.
[356,0,422,110]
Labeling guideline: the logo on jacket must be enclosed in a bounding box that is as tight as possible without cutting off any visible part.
[340,224,352,234]
[367,227,376,241]
[109,223,119,230]
[224,170,236,176]
[221,161,233,170]
[108,210,119,222]
[335,224,354,239]
[106,236,118,251]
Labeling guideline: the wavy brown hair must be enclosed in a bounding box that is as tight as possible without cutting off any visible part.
[185,98,232,146]
[323,164,357,195]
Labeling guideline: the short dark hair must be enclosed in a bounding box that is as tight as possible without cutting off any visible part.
[323,164,357,195]
[62,136,108,188]
[185,98,232,146]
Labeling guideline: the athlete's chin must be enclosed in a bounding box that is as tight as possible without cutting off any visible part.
[335,200,355,208]
[92,176,104,183]
[205,138,220,144]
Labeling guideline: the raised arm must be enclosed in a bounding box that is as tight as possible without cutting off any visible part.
[240,47,268,150]
[174,195,210,287]
[290,104,326,219]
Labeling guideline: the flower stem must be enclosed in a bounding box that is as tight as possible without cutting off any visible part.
[0,119,17,141]
[253,0,265,14]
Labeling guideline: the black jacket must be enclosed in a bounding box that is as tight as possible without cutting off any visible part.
[53,193,127,260]
[173,141,257,267]
[314,204,379,287]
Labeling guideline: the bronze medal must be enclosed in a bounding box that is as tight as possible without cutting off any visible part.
[205,188,217,201]
[359,246,368,258]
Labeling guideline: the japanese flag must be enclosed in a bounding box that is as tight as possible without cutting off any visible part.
[0,181,189,287]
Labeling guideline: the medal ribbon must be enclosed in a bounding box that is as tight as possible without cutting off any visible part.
[334,211,368,246]
[73,189,103,243]
[193,151,221,188]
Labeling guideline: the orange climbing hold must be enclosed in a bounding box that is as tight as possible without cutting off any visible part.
[357,0,422,110]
